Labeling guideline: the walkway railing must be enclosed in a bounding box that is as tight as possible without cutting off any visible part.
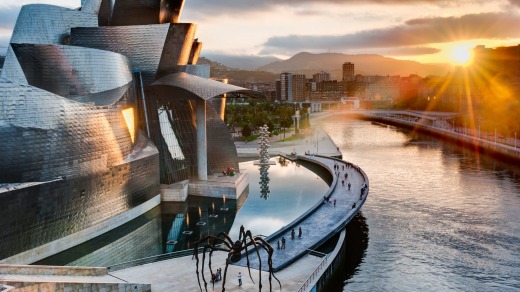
[366,112,520,150]
[297,251,329,292]
[107,247,203,272]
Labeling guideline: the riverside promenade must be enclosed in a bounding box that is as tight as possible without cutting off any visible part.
[104,153,368,291]
[235,154,367,272]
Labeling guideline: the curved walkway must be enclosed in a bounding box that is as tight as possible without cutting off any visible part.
[235,154,369,271]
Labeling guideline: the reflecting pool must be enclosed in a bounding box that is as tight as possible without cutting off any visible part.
[38,157,329,266]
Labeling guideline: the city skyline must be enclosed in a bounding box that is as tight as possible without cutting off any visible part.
[1,0,520,65]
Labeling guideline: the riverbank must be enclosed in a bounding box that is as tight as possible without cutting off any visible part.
[310,109,520,162]
[348,110,520,162]
[235,113,342,159]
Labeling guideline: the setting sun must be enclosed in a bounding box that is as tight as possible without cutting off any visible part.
[451,45,473,65]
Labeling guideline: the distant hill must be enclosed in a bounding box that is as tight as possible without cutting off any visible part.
[258,52,451,78]
[197,57,278,86]
[201,54,281,70]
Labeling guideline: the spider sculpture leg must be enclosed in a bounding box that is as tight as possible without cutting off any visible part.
[254,236,282,291]
[240,228,257,285]
[244,230,264,290]
[194,235,232,292]
[221,257,232,292]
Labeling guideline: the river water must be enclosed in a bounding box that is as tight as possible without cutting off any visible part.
[319,118,520,291]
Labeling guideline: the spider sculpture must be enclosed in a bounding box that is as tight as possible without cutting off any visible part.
[194,225,281,292]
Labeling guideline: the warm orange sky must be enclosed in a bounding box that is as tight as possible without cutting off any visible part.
[1,0,520,64]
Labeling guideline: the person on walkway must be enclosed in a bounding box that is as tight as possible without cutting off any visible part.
[238,272,242,286]
[298,227,302,238]
[334,198,337,207]
[277,240,280,250]
[212,273,216,288]
[291,228,295,240]
[348,183,351,191]
[281,237,286,249]
[217,268,221,281]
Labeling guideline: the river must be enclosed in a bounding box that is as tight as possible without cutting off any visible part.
[319,117,520,291]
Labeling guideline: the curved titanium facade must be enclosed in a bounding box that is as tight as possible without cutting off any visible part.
[71,23,196,86]
[1,4,98,83]
[0,0,262,263]
[11,44,133,105]
[0,2,160,263]
[110,0,185,26]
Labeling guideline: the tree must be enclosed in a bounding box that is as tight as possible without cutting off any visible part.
[242,124,252,140]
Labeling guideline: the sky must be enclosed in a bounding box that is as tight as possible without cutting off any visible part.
[1,0,520,64]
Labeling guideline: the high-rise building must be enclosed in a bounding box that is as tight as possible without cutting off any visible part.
[292,74,307,102]
[342,62,355,81]
[313,71,331,83]
[279,73,307,102]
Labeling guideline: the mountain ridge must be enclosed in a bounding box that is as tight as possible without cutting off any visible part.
[258,52,451,78]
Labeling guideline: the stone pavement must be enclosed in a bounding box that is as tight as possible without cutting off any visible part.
[234,155,368,271]
[109,250,323,291]
[236,127,341,159]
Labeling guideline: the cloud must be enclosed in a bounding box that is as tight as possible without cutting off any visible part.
[0,6,19,30]
[184,0,485,16]
[260,12,520,54]
[373,47,442,56]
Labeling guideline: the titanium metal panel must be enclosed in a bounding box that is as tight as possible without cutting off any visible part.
[81,0,103,14]
[71,24,171,86]
[206,100,239,174]
[151,72,265,100]
[0,133,160,260]
[110,0,184,26]
[1,4,98,83]
[181,64,210,78]
[0,80,135,182]
[9,4,98,45]
[159,0,185,24]
[12,44,133,105]
[0,46,28,84]
[188,39,202,65]
[156,23,196,79]
[98,0,115,26]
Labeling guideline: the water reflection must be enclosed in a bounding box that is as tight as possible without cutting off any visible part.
[37,157,329,266]
[228,160,328,239]
[161,194,244,252]
[320,118,520,291]
[259,165,271,200]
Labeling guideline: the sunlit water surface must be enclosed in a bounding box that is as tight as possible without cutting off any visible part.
[229,160,328,239]
[319,118,520,291]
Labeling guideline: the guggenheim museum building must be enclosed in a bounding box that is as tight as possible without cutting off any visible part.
[0,0,259,264]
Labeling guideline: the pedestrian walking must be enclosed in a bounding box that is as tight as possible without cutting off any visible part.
[348,183,351,191]
[281,237,286,249]
[277,240,280,250]
[291,228,295,240]
[238,272,242,286]
[334,199,336,207]
[298,227,302,238]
